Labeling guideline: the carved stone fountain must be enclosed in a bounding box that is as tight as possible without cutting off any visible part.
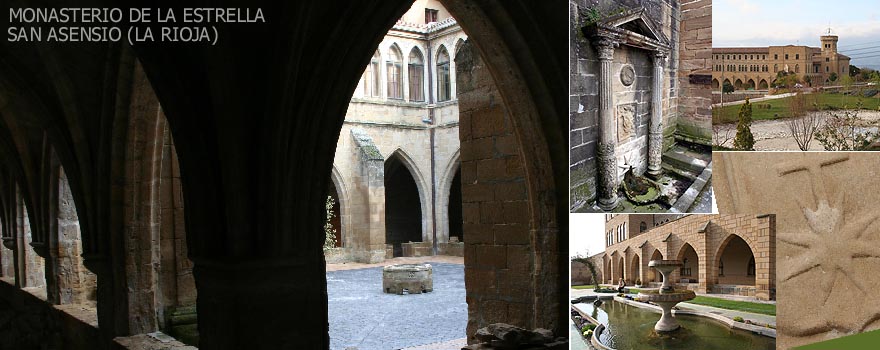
[637,260,696,332]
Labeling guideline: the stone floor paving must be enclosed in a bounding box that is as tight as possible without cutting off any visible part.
[329,262,466,350]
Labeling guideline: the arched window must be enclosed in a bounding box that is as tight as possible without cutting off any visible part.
[795,64,800,73]
[774,64,778,73]
[408,48,424,102]
[387,45,403,99]
[437,47,451,102]
[639,222,647,233]
[364,50,380,97]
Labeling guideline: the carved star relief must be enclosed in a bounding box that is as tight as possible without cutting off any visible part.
[779,191,880,307]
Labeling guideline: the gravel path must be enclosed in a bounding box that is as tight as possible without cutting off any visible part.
[328,262,467,350]
[715,110,880,151]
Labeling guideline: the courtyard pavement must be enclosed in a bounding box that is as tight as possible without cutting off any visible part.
[328,262,467,350]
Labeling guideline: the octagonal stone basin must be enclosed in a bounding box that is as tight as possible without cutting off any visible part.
[382,263,433,295]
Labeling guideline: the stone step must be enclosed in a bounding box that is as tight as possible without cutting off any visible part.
[661,145,710,175]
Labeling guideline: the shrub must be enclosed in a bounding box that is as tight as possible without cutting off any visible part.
[863,89,878,98]
[733,316,745,322]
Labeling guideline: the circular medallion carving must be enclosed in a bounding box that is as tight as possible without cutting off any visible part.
[620,65,635,86]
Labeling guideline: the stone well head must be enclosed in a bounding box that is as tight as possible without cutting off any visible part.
[382,263,433,295]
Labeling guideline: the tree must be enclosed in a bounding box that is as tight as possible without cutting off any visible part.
[787,93,821,151]
[849,65,861,78]
[571,254,601,290]
[829,72,838,82]
[733,98,755,150]
[722,81,734,94]
[815,104,880,150]
[803,74,812,87]
[323,195,337,250]
[840,74,854,107]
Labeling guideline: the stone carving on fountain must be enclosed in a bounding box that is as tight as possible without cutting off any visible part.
[637,260,696,332]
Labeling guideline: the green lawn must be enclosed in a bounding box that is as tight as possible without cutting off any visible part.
[683,296,776,316]
[572,285,596,290]
[715,93,880,124]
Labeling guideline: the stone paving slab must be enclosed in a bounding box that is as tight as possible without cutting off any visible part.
[329,262,466,350]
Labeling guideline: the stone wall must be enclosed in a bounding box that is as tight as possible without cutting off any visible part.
[601,214,775,300]
[456,40,539,340]
[54,170,97,305]
[0,278,101,350]
[569,0,682,210]
[676,0,712,144]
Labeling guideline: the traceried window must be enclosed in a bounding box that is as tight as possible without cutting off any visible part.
[408,48,424,102]
[386,45,403,99]
[437,47,451,102]
[364,50,381,97]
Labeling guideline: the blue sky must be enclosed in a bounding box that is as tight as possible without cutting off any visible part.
[713,0,880,69]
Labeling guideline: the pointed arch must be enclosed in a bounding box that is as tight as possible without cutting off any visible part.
[436,45,452,102]
[629,253,640,285]
[746,79,755,90]
[364,50,381,97]
[384,148,431,255]
[758,79,768,90]
[734,79,743,89]
[454,38,467,58]
[676,243,699,283]
[714,233,758,287]
[437,149,461,244]
[408,47,425,102]
[712,78,719,89]
[386,44,403,99]
[647,249,663,283]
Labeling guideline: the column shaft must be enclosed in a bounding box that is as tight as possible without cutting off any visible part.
[595,38,619,210]
[648,51,666,177]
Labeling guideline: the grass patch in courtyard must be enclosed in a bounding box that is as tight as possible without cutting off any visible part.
[684,296,776,316]
[714,93,880,124]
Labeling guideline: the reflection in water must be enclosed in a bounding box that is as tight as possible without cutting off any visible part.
[577,300,775,350]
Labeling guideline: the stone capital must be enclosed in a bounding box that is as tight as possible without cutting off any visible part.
[593,37,617,60]
[653,50,668,64]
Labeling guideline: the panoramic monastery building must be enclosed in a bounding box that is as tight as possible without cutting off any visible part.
[712,32,852,90]
[329,4,467,263]
[569,0,713,213]
[0,0,567,349]
[589,214,777,301]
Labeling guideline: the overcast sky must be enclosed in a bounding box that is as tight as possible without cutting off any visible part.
[570,214,606,258]
[713,0,880,69]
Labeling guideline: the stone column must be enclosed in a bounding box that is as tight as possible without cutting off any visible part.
[647,50,667,177]
[595,37,619,210]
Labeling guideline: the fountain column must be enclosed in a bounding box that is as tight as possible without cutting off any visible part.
[595,37,619,210]
[647,50,666,177]
[640,260,696,333]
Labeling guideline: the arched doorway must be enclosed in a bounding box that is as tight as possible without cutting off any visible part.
[385,153,424,257]
[746,79,755,90]
[647,249,663,283]
[716,235,756,286]
[604,256,612,285]
[734,79,743,90]
[629,254,640,285]
[712,78,719,89]
[758,79,768,89]
[677,243,699,283]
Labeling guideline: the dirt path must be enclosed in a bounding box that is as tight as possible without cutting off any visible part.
[716,110,880,151]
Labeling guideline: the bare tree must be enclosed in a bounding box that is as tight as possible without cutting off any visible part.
[787,92,821,150]
[713,123,734,148]
[787,113,821,151]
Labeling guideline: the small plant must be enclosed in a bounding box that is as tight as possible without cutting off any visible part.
[733,316,745,322]
[323,195,338,250]
[635,279,642,286]
[733,98,755,150]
